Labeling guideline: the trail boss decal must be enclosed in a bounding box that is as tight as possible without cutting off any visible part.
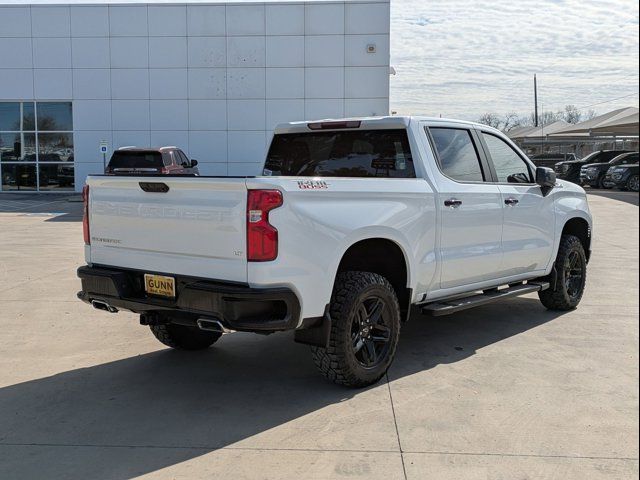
[297,180,329,190]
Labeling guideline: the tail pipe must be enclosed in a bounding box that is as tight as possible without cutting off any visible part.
[197,318,233,334]
[91,299,118,313]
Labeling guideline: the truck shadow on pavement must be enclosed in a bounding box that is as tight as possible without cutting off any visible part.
[0,297,565,480]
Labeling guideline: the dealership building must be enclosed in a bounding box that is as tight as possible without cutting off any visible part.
[0,0,391,192]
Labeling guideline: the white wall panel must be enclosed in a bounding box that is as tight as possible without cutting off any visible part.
[148,6,186,37]
[188,68,227,99]
[31,7,70,37]
[266,5,304,35]
[345,98,389,117]
[0,69,33,98]
[227,68,266,99]
[33,38,72,69]
[150,69,188,99]
[187,6,226,36]
[70,6,109,37]
[109,6,148,37]
[72,38,110,68]
[228,100,266,130]
[188,131,228,162]
[305,67,344,98]
[228,131,267,163]
[150,100,188,130]
[111,69,149,99]
[226,5,265,36]
[74,131,113,163]
[112,100,150,130]
[0,7,31,37]
[188,37,226,68]
[305,36,345,67]
[228,162,262,176]
[227,37,266,68]
[34,69,72,99]
[189,100,227,130]
[110,37,149,68]
[346,3,390,34]
[0,39,32,68]
[305,4,344,35]
[149,37,187,68]
[345,35,389,67]
[73,69,110,99]
[267,99,305,130]
[266,68,304,99]
[305,99,344,119]
[345,66,389,98]
[266,36,304,67]
[197,162,228,176]
[112,130,151,149]
[73,100,112,131]
[150,131,189,150]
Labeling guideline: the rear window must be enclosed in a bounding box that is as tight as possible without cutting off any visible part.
[263,129,416,178]
[108,151,163,169]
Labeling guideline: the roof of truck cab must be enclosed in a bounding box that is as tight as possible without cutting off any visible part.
[273,116,485,134]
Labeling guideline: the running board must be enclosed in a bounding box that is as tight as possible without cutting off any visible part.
[421,281,550,317]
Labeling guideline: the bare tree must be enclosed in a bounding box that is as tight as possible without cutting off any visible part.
[562,105,582,124]
[502,112,522,131]
[477,113,503,129]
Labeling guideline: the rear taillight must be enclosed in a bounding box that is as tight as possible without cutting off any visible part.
[82,185,90,245]
[247,190,283,262]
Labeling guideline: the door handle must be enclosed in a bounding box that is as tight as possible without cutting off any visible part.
[444,198,463,208]
[504,198,519,206]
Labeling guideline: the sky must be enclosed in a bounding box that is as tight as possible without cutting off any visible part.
[390,0,640,121]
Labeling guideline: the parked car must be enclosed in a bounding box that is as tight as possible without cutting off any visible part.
[555,150,633,184]
[603,163,640,192]
[78,116,592,388]
[529,152,579,169]
[580,152,639,188]
[105,147,199,175]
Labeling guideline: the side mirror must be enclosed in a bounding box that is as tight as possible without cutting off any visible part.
[536,167,556,189]
[190,159,198,167]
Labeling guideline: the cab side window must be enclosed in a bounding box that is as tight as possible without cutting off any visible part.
[482,133,532,183]
[430,127,485,182]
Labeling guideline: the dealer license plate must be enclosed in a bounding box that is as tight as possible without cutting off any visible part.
[144,274,176,298]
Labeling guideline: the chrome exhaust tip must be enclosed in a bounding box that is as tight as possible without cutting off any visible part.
[91,299,118,313]
[197,318,232,334]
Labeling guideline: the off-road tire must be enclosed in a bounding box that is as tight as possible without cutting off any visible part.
[150,323,222,350]
[539,234,587,311]
[311,271,401,388]
[627,175,640,192]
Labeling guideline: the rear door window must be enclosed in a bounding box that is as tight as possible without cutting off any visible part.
[108,151,163,170]
[264,129,416,178]
[429,127,485,182]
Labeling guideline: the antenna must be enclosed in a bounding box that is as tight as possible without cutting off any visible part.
[534,74,539,128]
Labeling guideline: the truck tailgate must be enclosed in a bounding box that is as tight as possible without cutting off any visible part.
[86,176,248,283]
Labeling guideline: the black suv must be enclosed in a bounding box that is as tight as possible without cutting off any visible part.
[106,147,199,175]
[580,152,639,188]
[603,162,640,192]
[529,152,578,169]
[555,150,633,184]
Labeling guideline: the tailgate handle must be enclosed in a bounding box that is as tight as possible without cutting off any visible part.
[139,182,170,193]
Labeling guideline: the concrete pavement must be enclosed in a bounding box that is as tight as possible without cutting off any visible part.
[0,192,637,479]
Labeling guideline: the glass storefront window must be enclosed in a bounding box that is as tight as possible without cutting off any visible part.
[0,102,73,191]
[0,103,20,131]
[38,164,75,191]
[1,164,37,191]
[36,102,73,131]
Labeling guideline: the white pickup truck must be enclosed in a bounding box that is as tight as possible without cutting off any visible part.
[78,116,592,387]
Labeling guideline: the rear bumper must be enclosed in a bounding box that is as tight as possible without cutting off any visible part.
[77,265,301,332]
